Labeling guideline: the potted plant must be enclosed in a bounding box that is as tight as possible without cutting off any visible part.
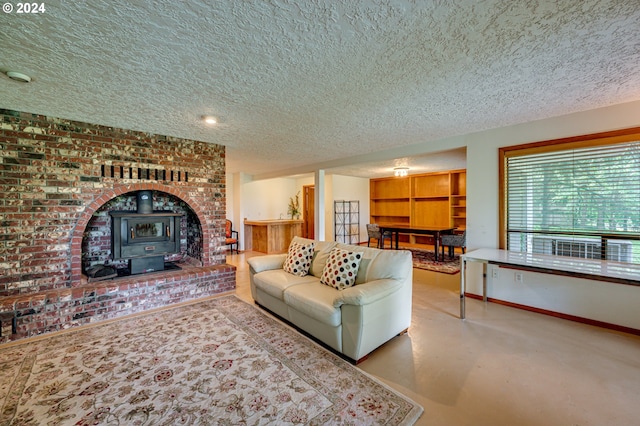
[288,191,301,219]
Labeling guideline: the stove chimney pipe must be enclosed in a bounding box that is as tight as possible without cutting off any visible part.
[137,190,153,214]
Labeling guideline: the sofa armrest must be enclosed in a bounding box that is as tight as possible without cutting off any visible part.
[247,254,287,274]
[335,278,403,306]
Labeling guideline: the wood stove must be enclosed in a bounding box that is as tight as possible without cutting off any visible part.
[110,191,182,274]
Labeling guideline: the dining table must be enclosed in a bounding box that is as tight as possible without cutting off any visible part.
[378,224,455,262]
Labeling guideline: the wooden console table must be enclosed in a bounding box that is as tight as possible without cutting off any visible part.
[460,248,640,319]
[244,219,303,254]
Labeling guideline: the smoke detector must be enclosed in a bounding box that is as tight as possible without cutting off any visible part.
[5,71,32,83]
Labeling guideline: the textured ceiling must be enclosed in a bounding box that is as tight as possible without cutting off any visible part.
[1,1,640,179]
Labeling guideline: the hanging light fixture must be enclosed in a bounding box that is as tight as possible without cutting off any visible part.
[394,167,409,177]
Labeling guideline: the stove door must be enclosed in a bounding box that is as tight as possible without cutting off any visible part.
[111,215,180,260]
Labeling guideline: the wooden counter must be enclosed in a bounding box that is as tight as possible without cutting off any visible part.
[244,219,303,254]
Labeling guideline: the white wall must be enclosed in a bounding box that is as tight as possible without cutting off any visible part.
[230,173,370,245]
[242,177,299,220]
[462,100,640,329]
[225,175,299,250]
[330,175,370,243]
[486,264,640,330]
[464,101,640,286]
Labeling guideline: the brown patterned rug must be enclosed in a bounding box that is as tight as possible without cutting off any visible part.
[409,248,461,274]
[0,295,423,425]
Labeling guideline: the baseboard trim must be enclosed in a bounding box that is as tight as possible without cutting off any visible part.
[464,293,640,337]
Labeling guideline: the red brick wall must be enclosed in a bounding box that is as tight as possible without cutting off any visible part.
[0,109,235,342]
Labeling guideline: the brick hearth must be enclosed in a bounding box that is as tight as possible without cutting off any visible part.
[0,109,236,343]
[0,263,235,341]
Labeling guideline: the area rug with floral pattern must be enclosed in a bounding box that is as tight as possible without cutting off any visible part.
[0,295,423,425]
[409,248,461,274]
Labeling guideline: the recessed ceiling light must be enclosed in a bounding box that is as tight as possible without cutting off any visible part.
[5,71,31,83]
[202,115,217,125]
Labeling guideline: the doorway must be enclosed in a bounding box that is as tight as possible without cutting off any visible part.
[303,185,315,239]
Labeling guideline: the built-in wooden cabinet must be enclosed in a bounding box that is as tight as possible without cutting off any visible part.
[370,169,466,245]
[370,177,410,225]
[450,171,467,231]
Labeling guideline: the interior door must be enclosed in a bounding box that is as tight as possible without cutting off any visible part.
[303,185,315,239]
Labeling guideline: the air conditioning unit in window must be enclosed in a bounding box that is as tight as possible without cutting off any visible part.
[531,236,633,262]
[554,240,600,259]
[607,240,634,262]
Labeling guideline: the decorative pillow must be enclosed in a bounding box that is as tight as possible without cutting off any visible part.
[283,241,315,277]
[320,248,363,290]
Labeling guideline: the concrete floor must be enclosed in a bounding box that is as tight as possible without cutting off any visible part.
[229,250,640,426]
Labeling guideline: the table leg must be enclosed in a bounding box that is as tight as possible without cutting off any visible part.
[460,257,466,319]
[394,231,399,249]
[482,262,487,302]
[434,232,440,261]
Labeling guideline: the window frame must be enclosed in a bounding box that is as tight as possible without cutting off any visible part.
[499,126,640,253]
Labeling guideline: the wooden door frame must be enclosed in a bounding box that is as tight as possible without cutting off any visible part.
[302,184,315,239]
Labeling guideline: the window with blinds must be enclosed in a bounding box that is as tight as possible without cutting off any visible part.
[502,136,640,264]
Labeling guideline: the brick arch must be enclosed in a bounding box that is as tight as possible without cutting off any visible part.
[70,183,212,281]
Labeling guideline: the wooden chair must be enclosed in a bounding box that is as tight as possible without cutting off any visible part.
[441,230,466,259]
[225,219,239,253]
[366,224,391,249]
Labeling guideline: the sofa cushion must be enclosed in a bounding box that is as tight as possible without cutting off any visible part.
[360,248,413,283]
[290,236,337,277]
[335,243,379,284]
[284,282,342,327]
[320,248,363,290]
[309,241,339,277]
[335,243,412,284]
[253,270,318,301]
[247,254,287,274]
[283,240,315,276]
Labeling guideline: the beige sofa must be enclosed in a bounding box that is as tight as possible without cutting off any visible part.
[247,236,413,362]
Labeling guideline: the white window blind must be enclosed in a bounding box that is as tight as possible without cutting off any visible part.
[505,141,640,263]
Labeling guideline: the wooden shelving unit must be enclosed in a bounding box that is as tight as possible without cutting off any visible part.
[370,176,410,226]
[450,171,467,232]
[370,169,466,246]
